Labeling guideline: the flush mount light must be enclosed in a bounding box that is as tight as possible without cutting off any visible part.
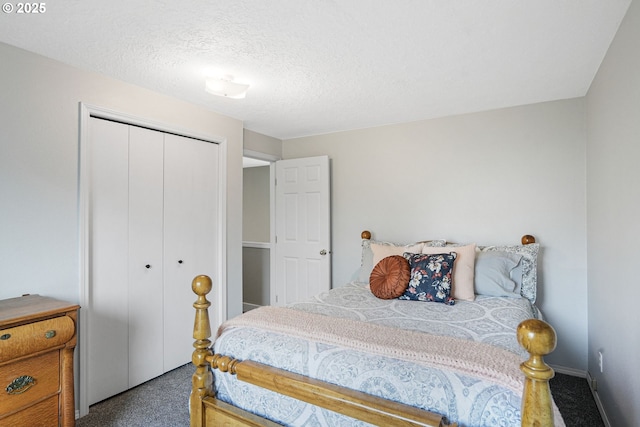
[205,75,250,99]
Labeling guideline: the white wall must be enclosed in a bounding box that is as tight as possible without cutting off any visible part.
[284,98,588,370]
[242,247,270,307]
[244,129,282,159]
[586,0,640,425]
[242,165,271,307]
[0,42,244,317]
[243,166,271,242]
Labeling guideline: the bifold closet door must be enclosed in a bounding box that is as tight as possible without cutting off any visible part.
[88,118,130,405]
[87,117,220,404]
[88,121,165,398]
[127,126,165,387]
[163,134,219,371]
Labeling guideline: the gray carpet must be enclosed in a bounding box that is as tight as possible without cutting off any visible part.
[77,365,604,427]
[76,364,192,427]
[550,373,605,427]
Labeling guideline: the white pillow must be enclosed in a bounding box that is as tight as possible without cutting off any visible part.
[358,238,445,283]
[372,242,425,269]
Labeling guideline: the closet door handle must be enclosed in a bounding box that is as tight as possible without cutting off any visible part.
[145,264,151,269]
[178,260,183,264]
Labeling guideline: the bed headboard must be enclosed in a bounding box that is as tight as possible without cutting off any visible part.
[361,230,537,246]
[360,230,540,304]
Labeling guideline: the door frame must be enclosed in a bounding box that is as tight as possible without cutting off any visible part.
[242,149,280,306]
[78,103,228,417]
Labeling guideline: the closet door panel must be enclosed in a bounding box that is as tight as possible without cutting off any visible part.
[127,126,165,387]
[163,134,219,371]
[87,118,130,405]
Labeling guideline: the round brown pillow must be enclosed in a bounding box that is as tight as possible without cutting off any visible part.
[369,255,411,299]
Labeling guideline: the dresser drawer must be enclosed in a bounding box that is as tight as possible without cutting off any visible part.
[0,316,74,363]
[0,351,60,417]
[0,394,59,427]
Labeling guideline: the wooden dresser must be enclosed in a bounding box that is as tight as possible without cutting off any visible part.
[0,295,79,427]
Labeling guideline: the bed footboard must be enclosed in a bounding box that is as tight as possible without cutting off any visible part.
[190,274,557,427]
[190,275,455,427]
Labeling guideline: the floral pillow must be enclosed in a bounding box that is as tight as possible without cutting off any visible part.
[399,252,457,305]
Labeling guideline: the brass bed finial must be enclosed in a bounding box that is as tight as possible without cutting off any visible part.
[522,235,536,245]
[517,318,557,427]
[190,275,214,425]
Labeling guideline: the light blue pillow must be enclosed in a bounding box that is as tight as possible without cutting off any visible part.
[474,251,522,297]
[478,243,539,303]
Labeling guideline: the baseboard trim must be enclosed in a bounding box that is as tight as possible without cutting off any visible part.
[586,371,612,427]
[550,364,586,378]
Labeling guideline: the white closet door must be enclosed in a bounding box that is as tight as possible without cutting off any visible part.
[163,134,219,371]
[88,118,130,405]
[127,126,165,387]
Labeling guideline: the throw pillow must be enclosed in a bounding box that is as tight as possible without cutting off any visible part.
[422,243,476,301]
[399,252,457,305]
[369,255,411,299]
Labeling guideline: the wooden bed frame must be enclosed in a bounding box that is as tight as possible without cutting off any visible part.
[190,233,557,427]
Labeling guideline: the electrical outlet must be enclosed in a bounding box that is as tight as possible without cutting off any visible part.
[598,351,604,373]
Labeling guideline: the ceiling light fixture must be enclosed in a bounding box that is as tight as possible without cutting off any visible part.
[205,75,250,99]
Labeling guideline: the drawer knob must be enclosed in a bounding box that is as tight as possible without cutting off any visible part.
[6,375,36,395]
[0,333,10,340]
[45,330,56,339]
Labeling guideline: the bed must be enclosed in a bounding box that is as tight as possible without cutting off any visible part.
[189,231,563,427]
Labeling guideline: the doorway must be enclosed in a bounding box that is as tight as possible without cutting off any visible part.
[242,154,276,311]
[242,153,332,309]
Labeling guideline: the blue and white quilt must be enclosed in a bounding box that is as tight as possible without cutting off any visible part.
[213,282,562,427]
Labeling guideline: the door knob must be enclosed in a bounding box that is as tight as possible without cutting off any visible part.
[178,260,183,264]
[320,249,327,256]
[145,264,151,269]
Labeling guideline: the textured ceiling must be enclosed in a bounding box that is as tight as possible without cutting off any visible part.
[0,1,631,139]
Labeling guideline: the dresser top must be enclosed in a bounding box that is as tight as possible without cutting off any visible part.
[0,294,80,328]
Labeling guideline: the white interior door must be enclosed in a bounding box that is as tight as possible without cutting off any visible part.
[163,134,219,371]
[127,126,165,387]
[88,118,129,405]
[274,156,331,305]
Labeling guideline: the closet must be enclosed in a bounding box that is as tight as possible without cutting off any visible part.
[87,117,219,405]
